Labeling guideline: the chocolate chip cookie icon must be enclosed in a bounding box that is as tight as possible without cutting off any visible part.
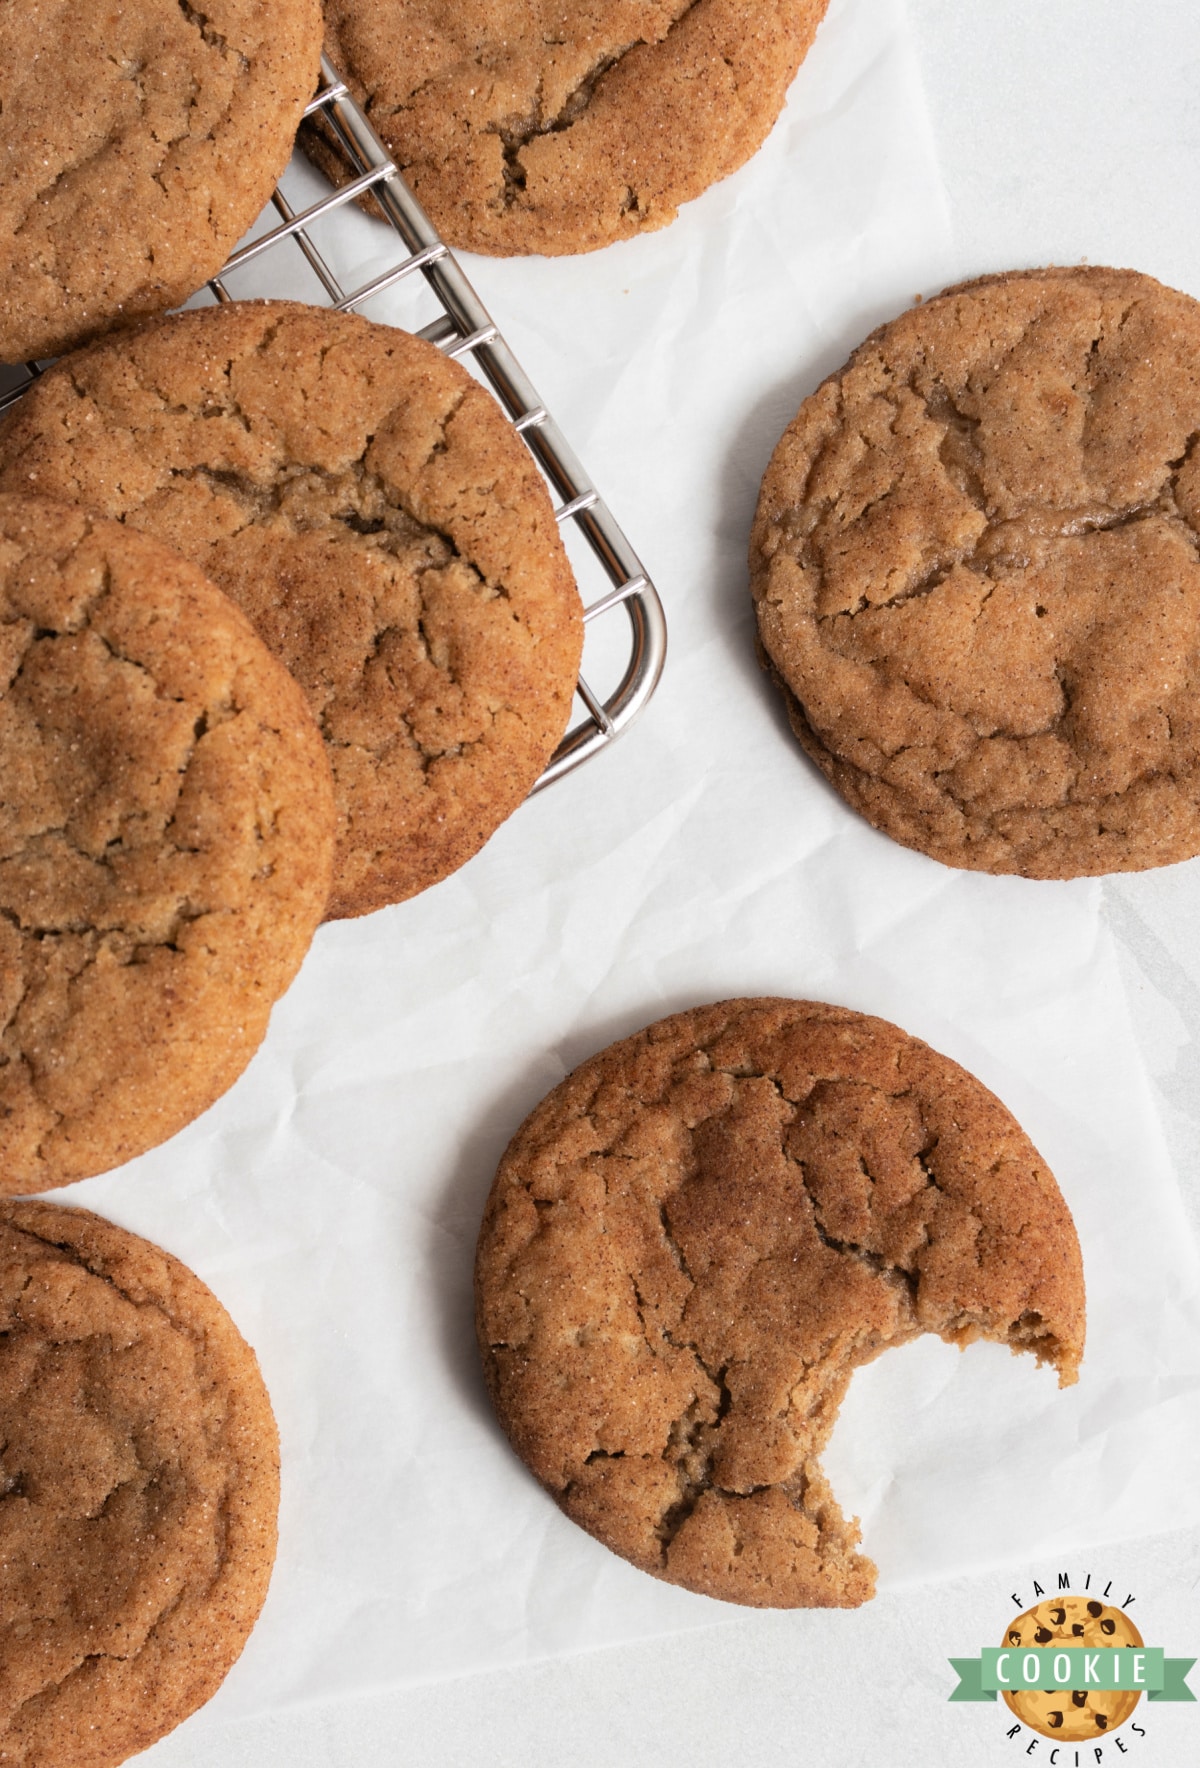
[1002,1597,1144,1741]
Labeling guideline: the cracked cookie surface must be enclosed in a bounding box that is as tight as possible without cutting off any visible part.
[750,266,1200,877]
[0,303,583,918]
[315,1,829,255]
[475,997,1084,1608]
[0,0,322,363]
[0,1199,279,1767]
[0,494,335,1193]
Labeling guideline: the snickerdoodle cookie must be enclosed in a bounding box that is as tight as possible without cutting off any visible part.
[750,266,1200,877]
[475,998,1084,1608]
[315,0,830,254]
[0,302,583,918]
[0,0,322,363]
[0,494,335,1193]
[0,1200,279,1766]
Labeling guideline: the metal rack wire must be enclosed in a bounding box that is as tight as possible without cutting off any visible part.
[0,56,667,792]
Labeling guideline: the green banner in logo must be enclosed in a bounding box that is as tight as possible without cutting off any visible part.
[983,1646,1164,1692]
[1149,1657,1197,1703]
[948,1657,994,1703]
[949,1651,1195,1703]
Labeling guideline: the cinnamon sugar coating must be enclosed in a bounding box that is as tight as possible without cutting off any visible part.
[315,0,829,255]
[751,267,1200,877]
[0,0,322,362]
[475,998,1084,1608]
[0,1201,279,1767]
[0,495,335,1193]
[0,304,583,919]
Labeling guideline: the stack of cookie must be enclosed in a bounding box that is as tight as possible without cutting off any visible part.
[2,0,853,1206]
[0,303,585,920]
[0,8,592,1761]
[0,19,351,1210]
[0,0,596,1194]
[0,34,378,1750]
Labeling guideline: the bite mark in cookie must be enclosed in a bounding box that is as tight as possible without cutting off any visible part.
[474,998,1084,1607]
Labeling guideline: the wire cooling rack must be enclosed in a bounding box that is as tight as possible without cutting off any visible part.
[0,54,666,791]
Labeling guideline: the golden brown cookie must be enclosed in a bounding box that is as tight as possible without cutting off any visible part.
[314,0,830,255]
[750,266,1200,878]
[474,997,1084,1608]
[0,302,583,919]
[0,0,322,363]
[0,1199,279,1768]
[0,494,336,1194]
[1002,1596,1144,1741]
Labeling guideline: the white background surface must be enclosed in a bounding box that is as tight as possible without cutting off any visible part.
[61,0,1200,1761]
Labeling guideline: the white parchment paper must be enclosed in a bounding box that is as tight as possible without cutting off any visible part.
[51,0,1200,1715]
